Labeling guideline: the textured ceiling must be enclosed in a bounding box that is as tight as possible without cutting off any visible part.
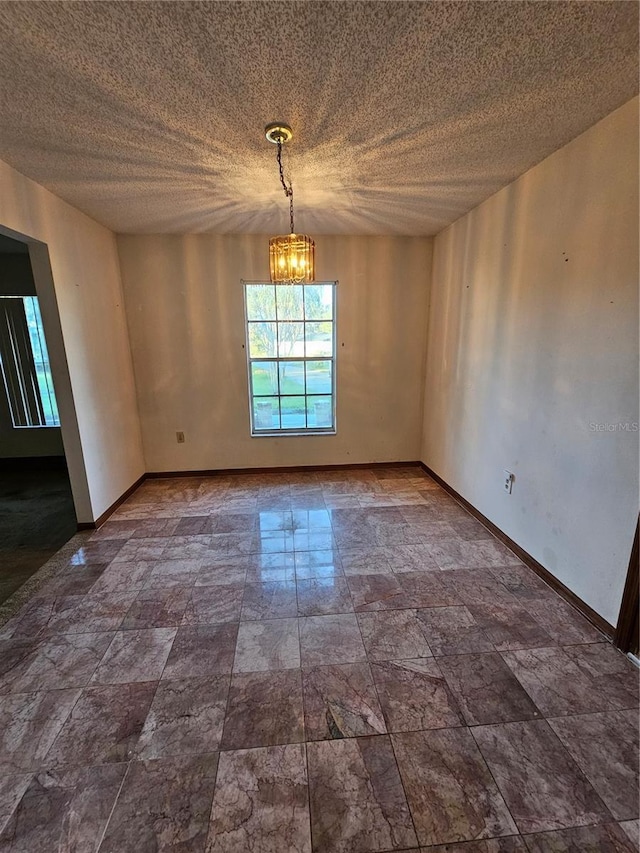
[0,1,637,236]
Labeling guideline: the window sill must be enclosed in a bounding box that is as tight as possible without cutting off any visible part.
[251,430,337,438]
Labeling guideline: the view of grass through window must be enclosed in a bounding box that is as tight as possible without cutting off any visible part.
[244,282,336,433]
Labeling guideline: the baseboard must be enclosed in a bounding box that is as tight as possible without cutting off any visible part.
[146,461,422,478]
[76,473,146,530]
[420,462,615,640]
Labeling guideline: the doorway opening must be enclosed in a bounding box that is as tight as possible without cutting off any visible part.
[0,233,77,603]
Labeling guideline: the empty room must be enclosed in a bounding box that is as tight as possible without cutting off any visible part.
[0,2,638,852]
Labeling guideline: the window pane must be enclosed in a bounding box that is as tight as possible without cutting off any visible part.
[246,284,276,321]
[277,322,305,357]
[305,322,333,357]
[280,396,306,429]
[306,360,332,394]
[253,396,280,430]
[24,297,59,426]
[304,285,333,320]
[279,361,305,395]
[307,395,333,428]
[251,362,278,396]
[276,285,304,320]
[248,322,277,358]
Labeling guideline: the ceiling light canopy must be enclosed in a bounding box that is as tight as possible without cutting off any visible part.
[266,122,315,283]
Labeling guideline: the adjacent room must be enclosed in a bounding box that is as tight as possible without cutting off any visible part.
[0,2,637,851]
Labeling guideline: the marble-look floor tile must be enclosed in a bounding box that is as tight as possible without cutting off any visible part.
[548,710,639,820]
[446,568,516,607]
[299,614,367,667]
[392,727,517,846]
[294,549,343,580]
[27,591,138,637]
[163,535,213,561]
[37,563,109,596]
[472,719,611,834]
[347,574,408,611]
[182,584,244,625]
[466,602,555,652]
[307,735,417,852]
[518,597,605,646]
[113,537,168,562]
[163,624,238,678]
[302,662,386,741]
[67,540,127,566]
[221,669,304,750]
[173,516,213,536]
[296,577,354,616]
[206,744,311,853]
[432,539,518,570]
[293,531,336,552]
[383,543,440,572]
[563,643,639,710]
[619,820,640,850]
[0,775,32,833]
[396,571,462,607]
[136,676,229,759]
[0,632,113,694]
[43,682,157,767]
[373,525,425,547]
[121,586,191,629]
[143,558,201,589]
[501,647,616,716]
[0,763,127,853]
[489,564,556,601]
[129,518,181,538]
[357,609,433,660]
[425,839,528,853]
[522,822,638,852]
[416,606,495,656]
[196,559,247,586]
[449,518,496,541]
[90,627,176,684]
[241,580,298,620]
[340,548,393,576]
[99,753,218,853]
[233,618,300,672]
[0,689,80,773]
[89,519,139,540]
[372,659,465,732]
[88,559,154,594]
[438,653,541,725]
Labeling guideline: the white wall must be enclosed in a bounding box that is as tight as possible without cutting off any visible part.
[0,160,145,521]
[422,97,639,626]
[117,234,432,471]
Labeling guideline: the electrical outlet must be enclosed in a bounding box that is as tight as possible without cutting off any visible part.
[503,470,514,494]
[176,431,185,444]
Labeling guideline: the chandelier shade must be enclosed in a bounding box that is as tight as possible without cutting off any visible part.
[265,122,315,284]
[269,233,315,284]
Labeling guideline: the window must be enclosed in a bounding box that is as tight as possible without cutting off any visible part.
[0,295,60,427]
[244,282,336,435]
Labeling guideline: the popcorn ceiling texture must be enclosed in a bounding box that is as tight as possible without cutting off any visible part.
[0,1,637,236]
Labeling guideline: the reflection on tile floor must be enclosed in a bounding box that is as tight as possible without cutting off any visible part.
[0,465,637,852]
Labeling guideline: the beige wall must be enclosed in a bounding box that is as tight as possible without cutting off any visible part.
[117,234,432,472]
[422,97,639,626]
[0,160,145,521]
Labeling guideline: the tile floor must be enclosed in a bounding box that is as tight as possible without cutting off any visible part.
[0,465,637,852]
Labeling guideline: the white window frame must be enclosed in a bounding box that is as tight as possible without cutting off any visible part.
[243,281,337,437]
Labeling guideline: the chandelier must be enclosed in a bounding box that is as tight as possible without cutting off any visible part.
[265,122,315,283]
